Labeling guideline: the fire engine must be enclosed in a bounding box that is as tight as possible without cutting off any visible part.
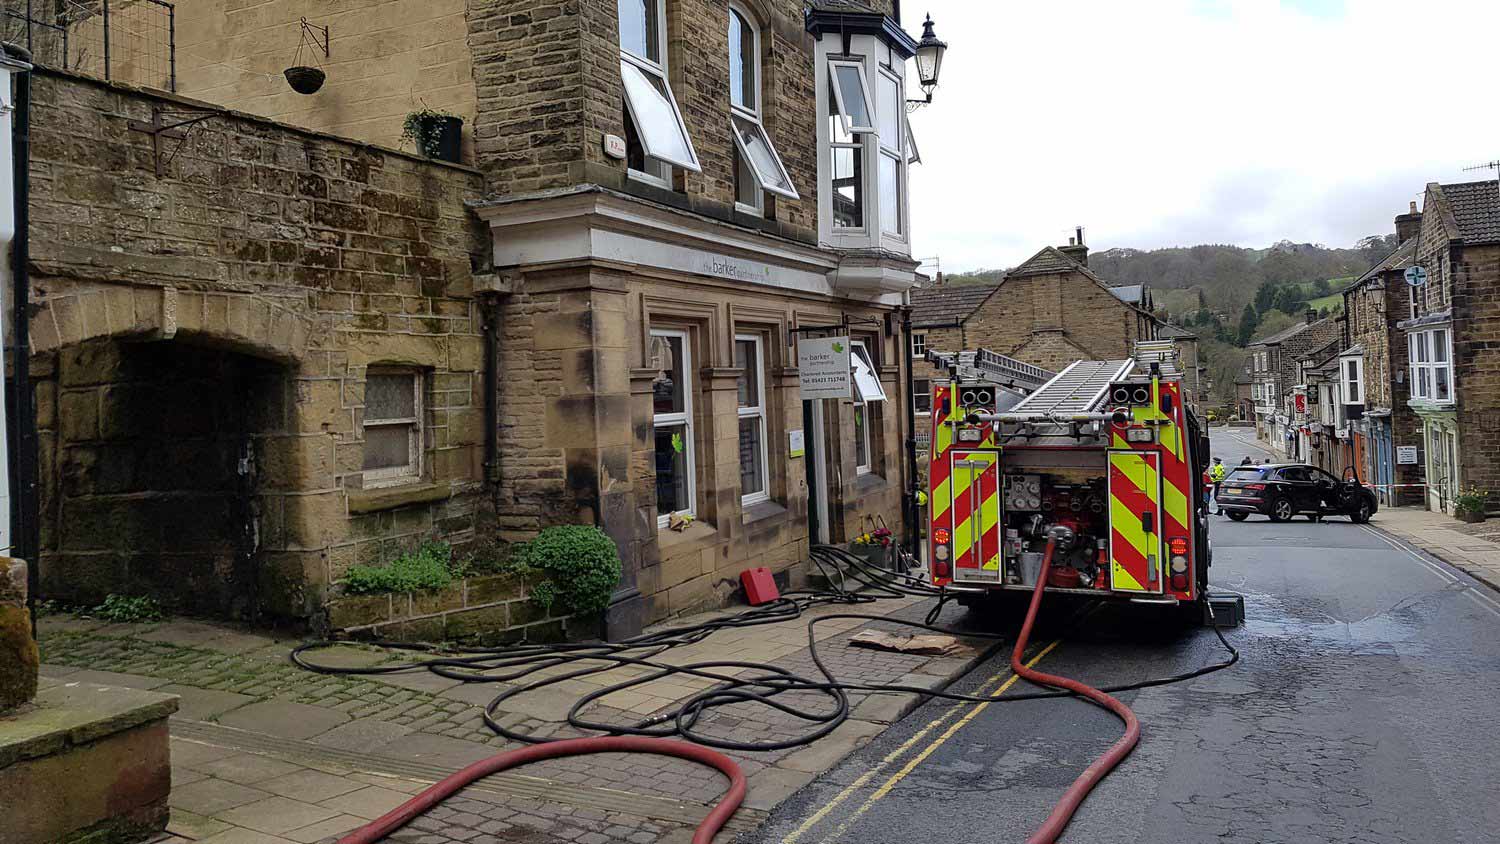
[927,340,1212,613]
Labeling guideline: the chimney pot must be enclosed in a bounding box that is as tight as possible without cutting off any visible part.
[1395,203,1423,242]
[1305,308,1317,325]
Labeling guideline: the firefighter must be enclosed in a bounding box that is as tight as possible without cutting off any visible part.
[1209,457,1228,514]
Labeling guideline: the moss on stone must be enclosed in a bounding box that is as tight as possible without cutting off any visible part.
[0,604,40,710]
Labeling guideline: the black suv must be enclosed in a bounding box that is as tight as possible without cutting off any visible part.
[1216,463,1377,523]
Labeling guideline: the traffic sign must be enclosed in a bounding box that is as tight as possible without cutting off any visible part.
[1404,265,1428,287]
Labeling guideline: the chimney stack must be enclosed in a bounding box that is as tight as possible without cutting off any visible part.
[1305,308,1318,325]
[1058,225,1089,266]
[1395,200,1422,243]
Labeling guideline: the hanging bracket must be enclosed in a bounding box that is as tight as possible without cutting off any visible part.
[300,17,330,58]
[128,106,221,178]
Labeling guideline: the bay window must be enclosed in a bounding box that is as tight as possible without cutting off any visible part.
[651,330,696,526]
[728,5,797,215]
[1341,356,1364,405]
[619,0,699,185]
[1408,327,1453,403]
[735,334,769,506]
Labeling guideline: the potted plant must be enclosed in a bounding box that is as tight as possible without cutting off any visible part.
[283,65,325,95]
[1455,486,1489,524]
[402,107,464,163]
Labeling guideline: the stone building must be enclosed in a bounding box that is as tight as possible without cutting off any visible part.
[1154,322,1204,412]
[1341,204,1425,505]
[1401,181,1500,515]
[1248,312,1340,459]
[16,0,931,635]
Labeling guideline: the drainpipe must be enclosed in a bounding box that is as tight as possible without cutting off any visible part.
[3,44,36,632]
[481,296,500,486]
[900,302,918,558]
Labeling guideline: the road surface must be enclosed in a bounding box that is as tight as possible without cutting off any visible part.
[748,428,1500,844]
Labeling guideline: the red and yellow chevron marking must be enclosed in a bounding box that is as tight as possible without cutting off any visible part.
[1108,379,1193,596]
[930,384,1001,582]
[1108,450,1161,593]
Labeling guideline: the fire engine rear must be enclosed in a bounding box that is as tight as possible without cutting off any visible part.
[928,341,1211,609]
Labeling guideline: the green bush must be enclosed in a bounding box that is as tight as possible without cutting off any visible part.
[513,526,622,616]
[91,594,165,623]
[342,541,457,595]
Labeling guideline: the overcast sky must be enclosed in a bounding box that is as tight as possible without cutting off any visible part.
[905,0,1500,274]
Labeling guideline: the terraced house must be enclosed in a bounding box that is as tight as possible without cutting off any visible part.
[9,0,939,638]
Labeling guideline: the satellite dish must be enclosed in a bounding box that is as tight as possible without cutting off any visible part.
[1404,265,1428,287]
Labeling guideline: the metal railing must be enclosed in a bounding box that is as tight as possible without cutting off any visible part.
[3,0,175,91]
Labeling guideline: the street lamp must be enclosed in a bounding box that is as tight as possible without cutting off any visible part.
[907,14,947,109]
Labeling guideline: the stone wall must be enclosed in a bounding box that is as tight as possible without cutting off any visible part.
[960,272,1152,373]
[324,570,580,643]
[1345,270,1424,503]
[1452,244,1500,501]
[26,69,489,619]
[173,0,478,164]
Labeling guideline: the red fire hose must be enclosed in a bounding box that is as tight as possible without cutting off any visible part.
[1013,536,1141,844]
[334,736,745,844]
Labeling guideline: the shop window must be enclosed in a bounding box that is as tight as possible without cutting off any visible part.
[651,330,696,526]
[619,0,699,184]
[729,5,797,214]
[362,369,423,485]
[736,334,770,506]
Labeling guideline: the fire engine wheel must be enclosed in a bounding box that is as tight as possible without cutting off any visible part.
[1225,511,1248,522]
[1268,497,1294,522]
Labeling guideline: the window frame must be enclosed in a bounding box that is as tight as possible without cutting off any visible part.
[874,64,906,238]
[913,377,931,414]
[851,339,881,476]
[361,368,424,487]
[651,328,697,527]
[735,333,771,507]
[1340,356,1364,405]
[910,333,925,357]
[1408,327,1453,404]
[619,0,700,181]
[827,59,877,136]
[727,4,798,209]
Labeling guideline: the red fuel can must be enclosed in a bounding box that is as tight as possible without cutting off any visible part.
[741,567,780,605]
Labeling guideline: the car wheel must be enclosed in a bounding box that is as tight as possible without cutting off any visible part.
[1350,499,1372,524]
[1269,497,1293,522]
[1226,511,1248,522]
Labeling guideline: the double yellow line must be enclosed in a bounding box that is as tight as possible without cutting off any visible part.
[782,639,1063,844]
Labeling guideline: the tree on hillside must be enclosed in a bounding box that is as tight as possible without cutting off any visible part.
[1312,278,1331,296]
[1253,281,1277,314]
[1236,304,1257,346]
[1272,285,1305,315]
[1252,310,1298,341]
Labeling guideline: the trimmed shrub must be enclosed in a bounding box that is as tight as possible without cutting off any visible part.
[513,526,622,616]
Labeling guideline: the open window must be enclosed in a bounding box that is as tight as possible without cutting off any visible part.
[729,6,797,205]
[828,60,876,136]
[851,340,883,476]
[905,115,921,165]
[619,0,700,178]
[850,341,887,402]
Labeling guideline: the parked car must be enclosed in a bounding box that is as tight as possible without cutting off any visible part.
[1216,463,1377,523]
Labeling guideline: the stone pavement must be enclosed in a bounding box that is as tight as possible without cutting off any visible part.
[37,594,998,843]
[1373,506,1500,592]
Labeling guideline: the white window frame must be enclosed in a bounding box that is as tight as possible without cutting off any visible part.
[728,4,797,210]
[827,59,877,136]
[1341,356,1364,405]
[910,333,925,357]
[913,377,931,414]
[651,328,696,527]
[362,369,423,487]
[1409,327,1453,404]
[851,340,882,476]
[875,64,906,238]
[905,114,921,165]
[735,333,770,507]
[619,0,699,183]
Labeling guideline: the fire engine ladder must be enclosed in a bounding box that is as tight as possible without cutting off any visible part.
[1132,339,1183,377]
[926,348,1055,393]
[1008,359,1135,417]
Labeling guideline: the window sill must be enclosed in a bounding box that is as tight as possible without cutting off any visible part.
[742,499,788,526]
[658,518,718,551]
[348,482,450,514]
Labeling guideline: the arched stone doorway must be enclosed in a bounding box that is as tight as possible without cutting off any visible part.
[35,337,291,619]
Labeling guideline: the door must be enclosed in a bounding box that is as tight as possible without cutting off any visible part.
[949,450,1001,582]
[1107,451,1163,594]
[1275,466,1318,512]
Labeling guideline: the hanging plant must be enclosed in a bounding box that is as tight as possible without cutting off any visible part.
[283,17,329,95]
[401,107,465,163]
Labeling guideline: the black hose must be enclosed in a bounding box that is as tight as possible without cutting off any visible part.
[291,558,1239,752]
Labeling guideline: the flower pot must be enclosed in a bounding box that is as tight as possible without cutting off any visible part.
[1456,509,1487,524]
[283,66,325,95]
[415,114,464,163]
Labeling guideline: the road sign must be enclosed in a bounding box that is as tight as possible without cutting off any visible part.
[1404,266,1428,287]
[1396,445,1419,465]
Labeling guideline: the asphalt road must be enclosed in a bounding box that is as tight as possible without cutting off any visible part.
[746,427,1500,844]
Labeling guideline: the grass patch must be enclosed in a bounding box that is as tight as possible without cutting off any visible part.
[91,594,166,623]
[342,541,459,595]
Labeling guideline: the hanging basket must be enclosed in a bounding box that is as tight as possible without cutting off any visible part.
[413,114,464,163]
[284,65,325,95]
